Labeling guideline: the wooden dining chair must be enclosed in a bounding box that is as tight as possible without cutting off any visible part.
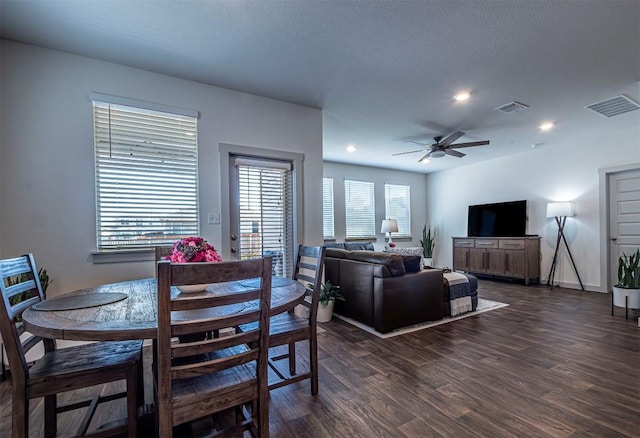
[155,257,272,437]
[245,245,325,395]
[154,246,174,262]
[0,254,143,438]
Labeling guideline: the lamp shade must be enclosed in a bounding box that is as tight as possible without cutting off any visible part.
[546,202,574,218]
[380,219,399,233]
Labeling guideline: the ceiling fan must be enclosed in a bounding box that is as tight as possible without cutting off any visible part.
[393,131,490,161]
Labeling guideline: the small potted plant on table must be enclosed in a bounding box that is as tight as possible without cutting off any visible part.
[612,249,640,319]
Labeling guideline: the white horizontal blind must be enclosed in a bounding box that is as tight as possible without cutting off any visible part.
[323,178,335,239]
[93,101,199,249]
[345,179,375,239]
[236,159,293,277]
[385,183,411,236]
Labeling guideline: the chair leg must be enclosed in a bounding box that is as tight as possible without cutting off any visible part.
[13,387,28,438]
[137,351,145,407]
[127,366,139,438]
[44,393,57,438]
[310,333,319,396]
[288,342,296,375]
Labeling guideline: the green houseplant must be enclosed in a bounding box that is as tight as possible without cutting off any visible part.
[613,249,640,313]
[309,281,345,322]
[420,224,436,267]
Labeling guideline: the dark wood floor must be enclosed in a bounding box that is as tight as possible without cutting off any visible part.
[2,279,639,437]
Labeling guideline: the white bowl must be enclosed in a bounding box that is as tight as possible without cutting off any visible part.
[176,284,209,293]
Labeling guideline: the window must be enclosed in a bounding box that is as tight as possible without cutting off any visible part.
[344,179,375,239]
[385,183,411,236]
[92,97,199,249]
[322,178,335,239]
[232,157,294,277]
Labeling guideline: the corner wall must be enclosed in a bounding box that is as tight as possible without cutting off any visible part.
[0,41,323,296]
[425,124,640,292]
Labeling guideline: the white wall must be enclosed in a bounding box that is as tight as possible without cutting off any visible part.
[323,162,428,249]
[425,124,640,292]
[0,41,323,296]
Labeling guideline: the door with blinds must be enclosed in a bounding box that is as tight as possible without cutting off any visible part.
[229,156,294,277]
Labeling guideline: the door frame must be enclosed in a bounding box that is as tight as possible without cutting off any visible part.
[219,143,304,265]
[598,162,640,293]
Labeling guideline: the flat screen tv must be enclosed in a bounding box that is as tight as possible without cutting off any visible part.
[467,200,527,237]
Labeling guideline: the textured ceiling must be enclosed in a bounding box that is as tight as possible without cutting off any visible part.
[1,0,639,173]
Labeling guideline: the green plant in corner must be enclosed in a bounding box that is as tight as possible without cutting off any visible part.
[420,224,436,258]
[617,249,640,289]
[309,281,345,306]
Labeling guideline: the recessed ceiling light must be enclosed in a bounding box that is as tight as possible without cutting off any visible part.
[346,144,357,152]
[454,92,471,102]
[539,122,554,131]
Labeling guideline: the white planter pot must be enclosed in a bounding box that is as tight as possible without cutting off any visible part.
[317,300,335,323]
[613,286,640,309]
[423,258,433,268]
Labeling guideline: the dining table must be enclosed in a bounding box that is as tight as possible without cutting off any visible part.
[22,276,307,342]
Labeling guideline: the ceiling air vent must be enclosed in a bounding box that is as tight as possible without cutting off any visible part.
[495,101,529,114]
[585,95,640,118]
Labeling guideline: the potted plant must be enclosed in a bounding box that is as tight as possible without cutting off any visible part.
[420,224,436,268]
[313,281,345,323]
[613,249,640,314]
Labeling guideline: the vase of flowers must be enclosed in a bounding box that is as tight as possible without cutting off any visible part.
[166,236,222,293]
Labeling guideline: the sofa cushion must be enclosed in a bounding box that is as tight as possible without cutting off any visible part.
[402,255,422,273]
[343,242,375,251]
[325,248,349,258]
[345,250,406,277]
[324,242,346,249]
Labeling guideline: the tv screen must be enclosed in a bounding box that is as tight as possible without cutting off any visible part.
[467,200,527,237]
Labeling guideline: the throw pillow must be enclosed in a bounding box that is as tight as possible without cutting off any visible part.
[402,255,422,273]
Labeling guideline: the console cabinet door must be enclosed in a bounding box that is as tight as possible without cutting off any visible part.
[470,248,487,272]
[504,250,525,278]
[485,248,505,275]
[453,247,471,271]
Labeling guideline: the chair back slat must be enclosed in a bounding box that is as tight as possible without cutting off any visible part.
[171,348,259,380]
[0,254,47,380]
[156,257,272,434]
[170,288,262,312]
[171,308,262,336]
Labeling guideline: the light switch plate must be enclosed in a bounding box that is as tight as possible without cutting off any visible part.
[208,212,220,224]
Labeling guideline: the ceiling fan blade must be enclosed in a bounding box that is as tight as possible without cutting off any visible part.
[392,149,425,156]
[449,140,490,149]
[403,140,431,146]
[417,152,432,162]
[445,149,465,158]
[439,131,465,147]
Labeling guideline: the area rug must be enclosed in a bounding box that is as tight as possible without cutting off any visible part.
[333,298,509,339]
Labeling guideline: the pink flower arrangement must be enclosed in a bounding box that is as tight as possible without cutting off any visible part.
[167,236,222,263]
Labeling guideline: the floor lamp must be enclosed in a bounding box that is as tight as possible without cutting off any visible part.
[381,219,398,246]
[546,202,584,290]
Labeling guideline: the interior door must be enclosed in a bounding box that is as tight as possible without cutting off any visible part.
[609,169,640,289]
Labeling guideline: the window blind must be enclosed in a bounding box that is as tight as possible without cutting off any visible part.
[93,101,199,249]
[322,178,335,239]
[385,184,411,236]
[236,158,294,277]
[345,179,375,239]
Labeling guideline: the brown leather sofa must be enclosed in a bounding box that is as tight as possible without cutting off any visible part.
[324,248,446,333]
